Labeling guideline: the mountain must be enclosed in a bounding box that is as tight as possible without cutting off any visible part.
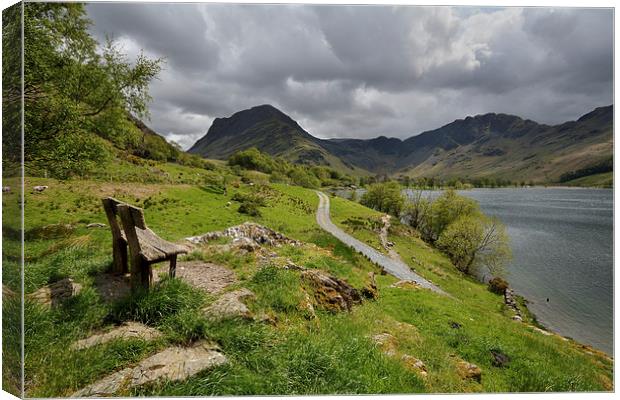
[189,104,613,183]
[188,105,366,174]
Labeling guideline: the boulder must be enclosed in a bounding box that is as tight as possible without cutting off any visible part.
[456,361,482,382]
[86,223,106,229]
[371,332,398,356]
[203,288,256,321]
[490,349,510,368]
[33,185,49,193]
[29,278,82,307]
[301,269,362,313]
[71,342,227,397]
[401,355,428,377]
[72,322,162,350]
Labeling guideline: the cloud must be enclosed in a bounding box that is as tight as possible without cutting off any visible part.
[86,4,613,147]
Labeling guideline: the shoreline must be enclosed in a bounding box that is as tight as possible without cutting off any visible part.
[514,291,613,359]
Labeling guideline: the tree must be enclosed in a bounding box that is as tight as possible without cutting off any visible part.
[421,189,479,242]
[401,189,430,230]
[16,3,163,178]
[360,181,404,215]
[436,215,511,277]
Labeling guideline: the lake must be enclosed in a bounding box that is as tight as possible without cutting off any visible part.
[340,187,614,354]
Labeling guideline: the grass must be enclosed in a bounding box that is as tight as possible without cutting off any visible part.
[2,162,613,396]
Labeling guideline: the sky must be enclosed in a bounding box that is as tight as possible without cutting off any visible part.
[86,3,613,149]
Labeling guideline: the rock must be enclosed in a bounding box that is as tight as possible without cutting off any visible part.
[298,290,317,320]
[154,261,236,294]
[401,354,428,377]
[71,342,227,397]
[33,185,49,193]
[93,274,132,303]
[232,237,261,252]
[456,361,482,382]
[490,349,510,368]
[512,315,523,322]
[203,288,256,321]
[449,321,462,329]
[226,201,232,206]
[2,186,10,193]
[28,278,82,307]
[186,222,301,248]
[257,312,278,326]
[72,322,162,350]
[386,241,394,247]
[361,271,378,299]
[301,269,362,313]
[371,333,398,356]
[3,284,16,299]
[87,223,106,228]
[389,280,420,290]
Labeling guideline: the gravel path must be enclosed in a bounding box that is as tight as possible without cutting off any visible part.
[315,191,447,295]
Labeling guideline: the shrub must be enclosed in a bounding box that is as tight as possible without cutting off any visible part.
[488,276,509,294]
[360,181,404,215]
[436,215,511,276]
[238,201,261,217]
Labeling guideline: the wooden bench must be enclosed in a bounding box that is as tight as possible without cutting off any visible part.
[102,197,129,275]
[102,197,188,290]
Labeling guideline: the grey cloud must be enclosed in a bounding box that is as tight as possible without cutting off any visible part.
[86,3,613,147]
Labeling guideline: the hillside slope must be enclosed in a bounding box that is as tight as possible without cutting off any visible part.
[189,104,613,183]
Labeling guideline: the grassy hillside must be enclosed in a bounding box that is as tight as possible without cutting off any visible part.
[3,161,612,396]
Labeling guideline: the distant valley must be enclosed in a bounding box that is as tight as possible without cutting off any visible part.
[188,104,613,184]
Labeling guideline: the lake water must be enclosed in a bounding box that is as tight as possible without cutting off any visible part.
[340,187,614,354]
[448,188,613,355]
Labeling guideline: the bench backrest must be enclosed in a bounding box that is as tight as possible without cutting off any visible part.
[102,197,127,242]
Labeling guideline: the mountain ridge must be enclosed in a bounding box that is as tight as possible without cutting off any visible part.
[188,104,613,182]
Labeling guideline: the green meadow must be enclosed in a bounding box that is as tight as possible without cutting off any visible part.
[1,159,613,397]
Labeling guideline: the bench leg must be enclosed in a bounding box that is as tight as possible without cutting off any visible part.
[112,240,128,274]
[169,255,177,278]
[130,256,152,291]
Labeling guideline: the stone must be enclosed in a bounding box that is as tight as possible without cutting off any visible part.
[456,361,482,382]
[490,349,511,368]
[72,322,162,350]
[449,321,462,329]
[371,332,398,357]
[2,186,10,193]
[29,278,82,307]
[298,290,317,320]
[389,280,420,290]
[3,284,16,299]
[33,185,49,193]
[257,312,278,326]
[93,273,132,303]
[401,355,428,377]
[153,261,236,294]
[203,288,256,321]
[512,315,523,322]
[71,342,227,397]
[87,223,106,228]
[186,222,301,248]
[301,269,362,313]
[361,271,378,300]
[232,237,261,252]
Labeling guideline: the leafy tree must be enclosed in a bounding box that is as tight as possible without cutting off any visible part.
[436,215,511,277]
[421,189,479,242]
[288,167,320,188]
[11,3,162,178]
[360,181,404,215]
[228,147,277,173]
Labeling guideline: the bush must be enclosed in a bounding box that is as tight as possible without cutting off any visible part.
[488,277,509,294]
[360,181,404,215]
[238,201,262,217]
[436,215,511,276]
[228,147,276,173]
[288,167,321,189]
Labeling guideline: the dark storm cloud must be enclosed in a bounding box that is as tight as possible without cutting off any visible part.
[86,4,613,149]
